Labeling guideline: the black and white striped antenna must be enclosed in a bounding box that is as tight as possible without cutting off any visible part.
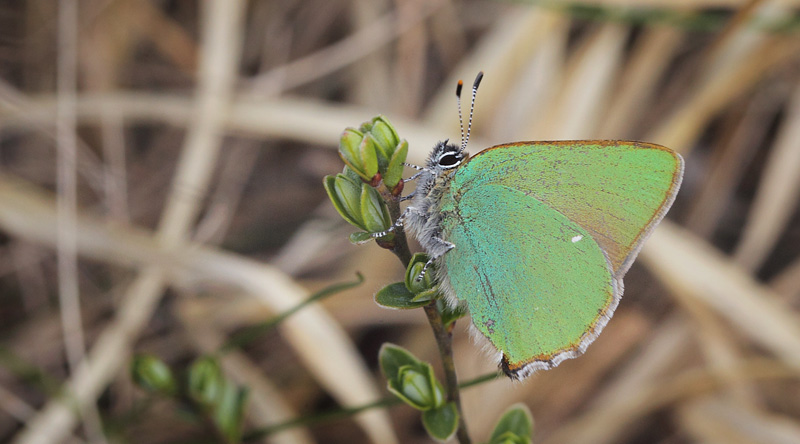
[456,71,484,152]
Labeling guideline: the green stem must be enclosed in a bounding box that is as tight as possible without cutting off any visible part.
[243,397,399,441]
[218,273,364,353]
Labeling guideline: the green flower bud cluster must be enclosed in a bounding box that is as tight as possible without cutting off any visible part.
[187,357,248,444]
[131,355,248,444]
[324,116,408,240]
[381,344,445,410]
[380,344,458,441]
[324,167,391,236]
[375,254,439,309]
[405,253,435,297]
[338,116,408,189]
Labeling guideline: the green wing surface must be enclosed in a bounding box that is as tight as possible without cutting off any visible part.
[451,141,683,277]
[442,183,615,373]
[440,141,683,376]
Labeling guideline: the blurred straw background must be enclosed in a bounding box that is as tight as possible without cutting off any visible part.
[0,0,799,443]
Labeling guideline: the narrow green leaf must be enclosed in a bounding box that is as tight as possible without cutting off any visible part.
[411,288,437,304]
[422,402,459,442]
[329,175,366,230]
[370,117,400,159]
[359,133,380,178]
[375,282,428,309]
[383,139,408,189]
[213,380,248,444]
[243,371,502,440]
[0,347,62,396]
[222,273,364,352]
[342,165,363,182]
[339,128,369,180]
[360,185,389,233]
[187,357,224,408]
[324,175,360,228]
[349,231,373,244]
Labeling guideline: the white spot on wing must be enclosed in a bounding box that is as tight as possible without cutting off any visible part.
[571,235,583,243]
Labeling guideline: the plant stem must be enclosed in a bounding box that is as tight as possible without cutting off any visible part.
[379,185,412,265]
[380,184,471,443]
[423,303,471,444]
[243,372,500,441]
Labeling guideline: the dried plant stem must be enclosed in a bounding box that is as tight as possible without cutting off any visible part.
[245,0,445,97]
[12,2,248,443]
[55,1,107,443]
[0,173,397,444]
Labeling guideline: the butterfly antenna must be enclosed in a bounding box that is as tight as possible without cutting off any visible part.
[455,79,465,149]
[463,71,483,152]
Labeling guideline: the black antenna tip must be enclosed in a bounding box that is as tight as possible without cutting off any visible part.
[456,80,463,97]
[474,72,484,89]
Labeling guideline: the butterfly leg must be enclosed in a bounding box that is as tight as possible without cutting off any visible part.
[404,171,425,182]
[400,168,432,201]
[403,162,426,172]
[369,206,424,238]
[399,191,416,202]
[417,236,455,281]
[402,163,433,181]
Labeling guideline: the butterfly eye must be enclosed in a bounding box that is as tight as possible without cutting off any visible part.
[438,153,462,168]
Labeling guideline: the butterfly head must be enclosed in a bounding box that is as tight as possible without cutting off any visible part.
[426,139,468,174]
[422,72,483,177]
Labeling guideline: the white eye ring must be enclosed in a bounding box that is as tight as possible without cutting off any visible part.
[437,152,463,169]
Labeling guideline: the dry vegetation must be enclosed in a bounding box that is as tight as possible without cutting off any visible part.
[1,0,799,443]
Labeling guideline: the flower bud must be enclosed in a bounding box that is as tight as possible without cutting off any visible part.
[392,365,446,410]
[212,380,248,444]
[324,173,366,230]
[359,184,391,233]
[364,116,401,161]
[384,139,408,190]
[131,354,177,396]
[405,253,434,294]
[380,344,447,411]
[187,357,224,407]
[339,127,379,183]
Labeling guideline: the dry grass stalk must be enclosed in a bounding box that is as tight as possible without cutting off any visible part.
[12,2,253,443]
[733,82,800,270]
[0,1,799,443]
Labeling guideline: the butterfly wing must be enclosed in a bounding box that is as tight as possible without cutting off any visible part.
[441,183,618,378]
[451,141,684,278]
[440,141,682,378]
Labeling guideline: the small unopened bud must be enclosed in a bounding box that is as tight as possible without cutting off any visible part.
[339,127,379,183]
[187,357,224,407]
[131,354,177,396]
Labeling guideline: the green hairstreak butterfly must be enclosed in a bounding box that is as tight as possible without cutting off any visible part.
[386,72,683,379]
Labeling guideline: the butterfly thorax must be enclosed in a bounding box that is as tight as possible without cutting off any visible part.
[405,141,467,273]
